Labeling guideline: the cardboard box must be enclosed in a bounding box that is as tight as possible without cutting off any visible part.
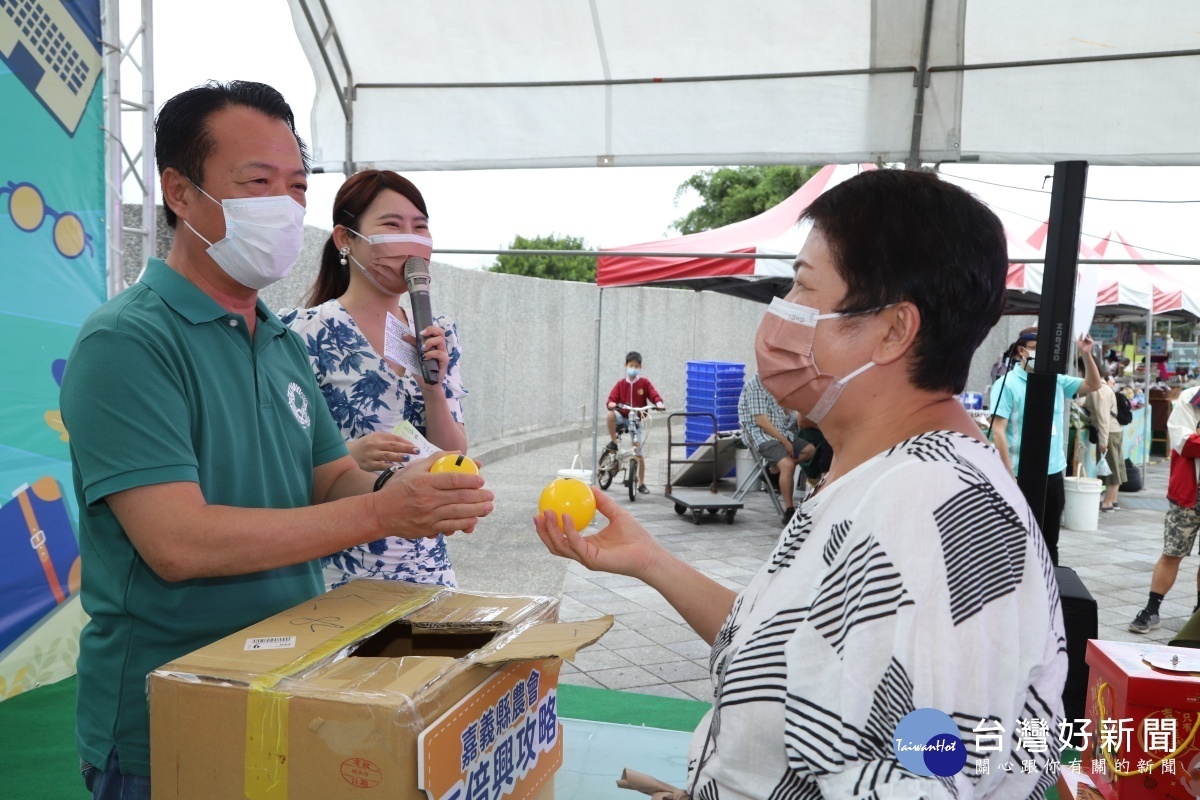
[1083,639,1200,799]
[149,580,611,800]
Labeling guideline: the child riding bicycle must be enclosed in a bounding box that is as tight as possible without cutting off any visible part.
[605,351,665,494]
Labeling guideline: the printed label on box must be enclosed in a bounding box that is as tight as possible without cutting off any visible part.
[417,660,561,800]
[243,636,297,651]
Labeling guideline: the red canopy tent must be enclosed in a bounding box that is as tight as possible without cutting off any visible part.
[595,164,874,302]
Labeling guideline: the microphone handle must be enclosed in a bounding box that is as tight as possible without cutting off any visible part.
[410,290,441,385]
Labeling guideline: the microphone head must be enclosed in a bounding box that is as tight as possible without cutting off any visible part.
[403,256,431,290]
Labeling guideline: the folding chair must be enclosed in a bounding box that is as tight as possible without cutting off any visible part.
[731,433,785,517]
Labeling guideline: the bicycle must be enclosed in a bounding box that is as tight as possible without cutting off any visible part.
[597,404,658,501]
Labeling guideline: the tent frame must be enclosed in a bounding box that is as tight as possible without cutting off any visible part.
[292,0,1200,174]
[101,0,156,299]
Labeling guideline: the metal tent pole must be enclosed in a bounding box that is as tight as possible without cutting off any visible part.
[102,0,123,299]
[590,288,604,485]
[1145,307,1154,474]
[140,0,154,265]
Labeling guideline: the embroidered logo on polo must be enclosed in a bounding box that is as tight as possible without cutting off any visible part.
[286,382,311,428]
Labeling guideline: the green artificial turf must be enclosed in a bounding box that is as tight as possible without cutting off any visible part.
[557,683,711,732]
[0,675,89,798]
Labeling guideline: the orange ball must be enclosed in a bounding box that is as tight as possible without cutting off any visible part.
[538,477,597,531]
[429,454,480,474]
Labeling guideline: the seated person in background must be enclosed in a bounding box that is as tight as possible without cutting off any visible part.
[795,413,832,486]
[605,350,665,494]
[536,168,1066,798]
[738,373,815,524]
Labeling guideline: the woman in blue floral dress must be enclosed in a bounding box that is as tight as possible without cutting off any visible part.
[281,171,467,589]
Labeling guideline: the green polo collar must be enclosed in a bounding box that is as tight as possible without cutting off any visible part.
[139,258,285,336]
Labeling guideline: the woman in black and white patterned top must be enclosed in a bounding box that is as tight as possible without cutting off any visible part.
[535,168,1067,799]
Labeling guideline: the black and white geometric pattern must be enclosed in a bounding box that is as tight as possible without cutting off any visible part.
[807,535,915,656]
[936,477,1028,626]
[685,432,1068,799]
[769,505,813,573]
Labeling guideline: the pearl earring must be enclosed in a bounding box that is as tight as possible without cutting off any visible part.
[339,246,349,266]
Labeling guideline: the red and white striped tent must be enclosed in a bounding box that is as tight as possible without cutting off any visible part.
[1007,223,1154,317]
[598,164,1163,319]
[595,163,874,302]
[1094,231,1200,319]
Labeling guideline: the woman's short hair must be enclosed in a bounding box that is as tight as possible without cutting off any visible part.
[801,169,1009,395]
[307,170,428,306]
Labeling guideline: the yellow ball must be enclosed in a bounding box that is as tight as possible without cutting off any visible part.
[429,454,480,474]
[538,477,597,531]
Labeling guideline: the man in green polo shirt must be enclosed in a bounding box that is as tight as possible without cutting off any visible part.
[59,81,495,799]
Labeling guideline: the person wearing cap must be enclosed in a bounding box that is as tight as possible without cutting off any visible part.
[988,327,1102,565]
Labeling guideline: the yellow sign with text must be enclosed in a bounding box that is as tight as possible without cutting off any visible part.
[418,659,562,800]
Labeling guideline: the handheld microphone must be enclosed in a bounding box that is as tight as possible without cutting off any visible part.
[403,257,440,385]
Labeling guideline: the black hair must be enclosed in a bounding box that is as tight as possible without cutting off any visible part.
[625,351,642,365]
[801,168,1009,395]
[154,80,310,228]
[309,170,429,306]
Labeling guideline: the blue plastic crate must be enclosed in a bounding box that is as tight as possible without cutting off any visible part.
[686,398,739,413]
[687,360,746,378]
[686,376,745,394]
[685,386,742,403]
[684,424,720,440]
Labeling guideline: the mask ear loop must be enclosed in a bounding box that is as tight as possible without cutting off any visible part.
[180,178,223,248]
[806,361,876,424]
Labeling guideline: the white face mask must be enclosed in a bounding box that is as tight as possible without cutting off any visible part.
[184,183,306,290]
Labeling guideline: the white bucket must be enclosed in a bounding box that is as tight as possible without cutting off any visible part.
[1063,474,1104,532]
[736,448,757,484]
[557,454,593,484]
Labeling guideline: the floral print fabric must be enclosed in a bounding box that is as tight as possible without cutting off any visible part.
[281,298,467,588]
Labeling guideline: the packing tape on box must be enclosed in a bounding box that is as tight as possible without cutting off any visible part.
[244,590,439,800]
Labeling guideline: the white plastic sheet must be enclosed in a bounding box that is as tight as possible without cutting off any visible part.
[286,0,1200,172]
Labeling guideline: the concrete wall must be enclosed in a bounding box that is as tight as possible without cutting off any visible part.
[273,265,766,446]
[121,205,1029,447]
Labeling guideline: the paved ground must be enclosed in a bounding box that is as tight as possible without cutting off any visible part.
[447,432,1188,702]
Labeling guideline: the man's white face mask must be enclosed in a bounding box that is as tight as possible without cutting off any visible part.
[184,182,306,290]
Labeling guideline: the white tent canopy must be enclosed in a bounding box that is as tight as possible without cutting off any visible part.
[287,0,1200,173]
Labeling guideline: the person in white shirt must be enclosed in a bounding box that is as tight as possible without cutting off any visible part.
[535,169,1066,799]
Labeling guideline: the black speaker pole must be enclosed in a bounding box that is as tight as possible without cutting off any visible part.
[1017,161,1089,528]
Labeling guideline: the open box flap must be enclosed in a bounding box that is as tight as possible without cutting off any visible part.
[475,616,614,665]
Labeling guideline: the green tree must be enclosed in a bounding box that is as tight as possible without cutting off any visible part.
[488,233,596,282]
[671,165,822,235]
